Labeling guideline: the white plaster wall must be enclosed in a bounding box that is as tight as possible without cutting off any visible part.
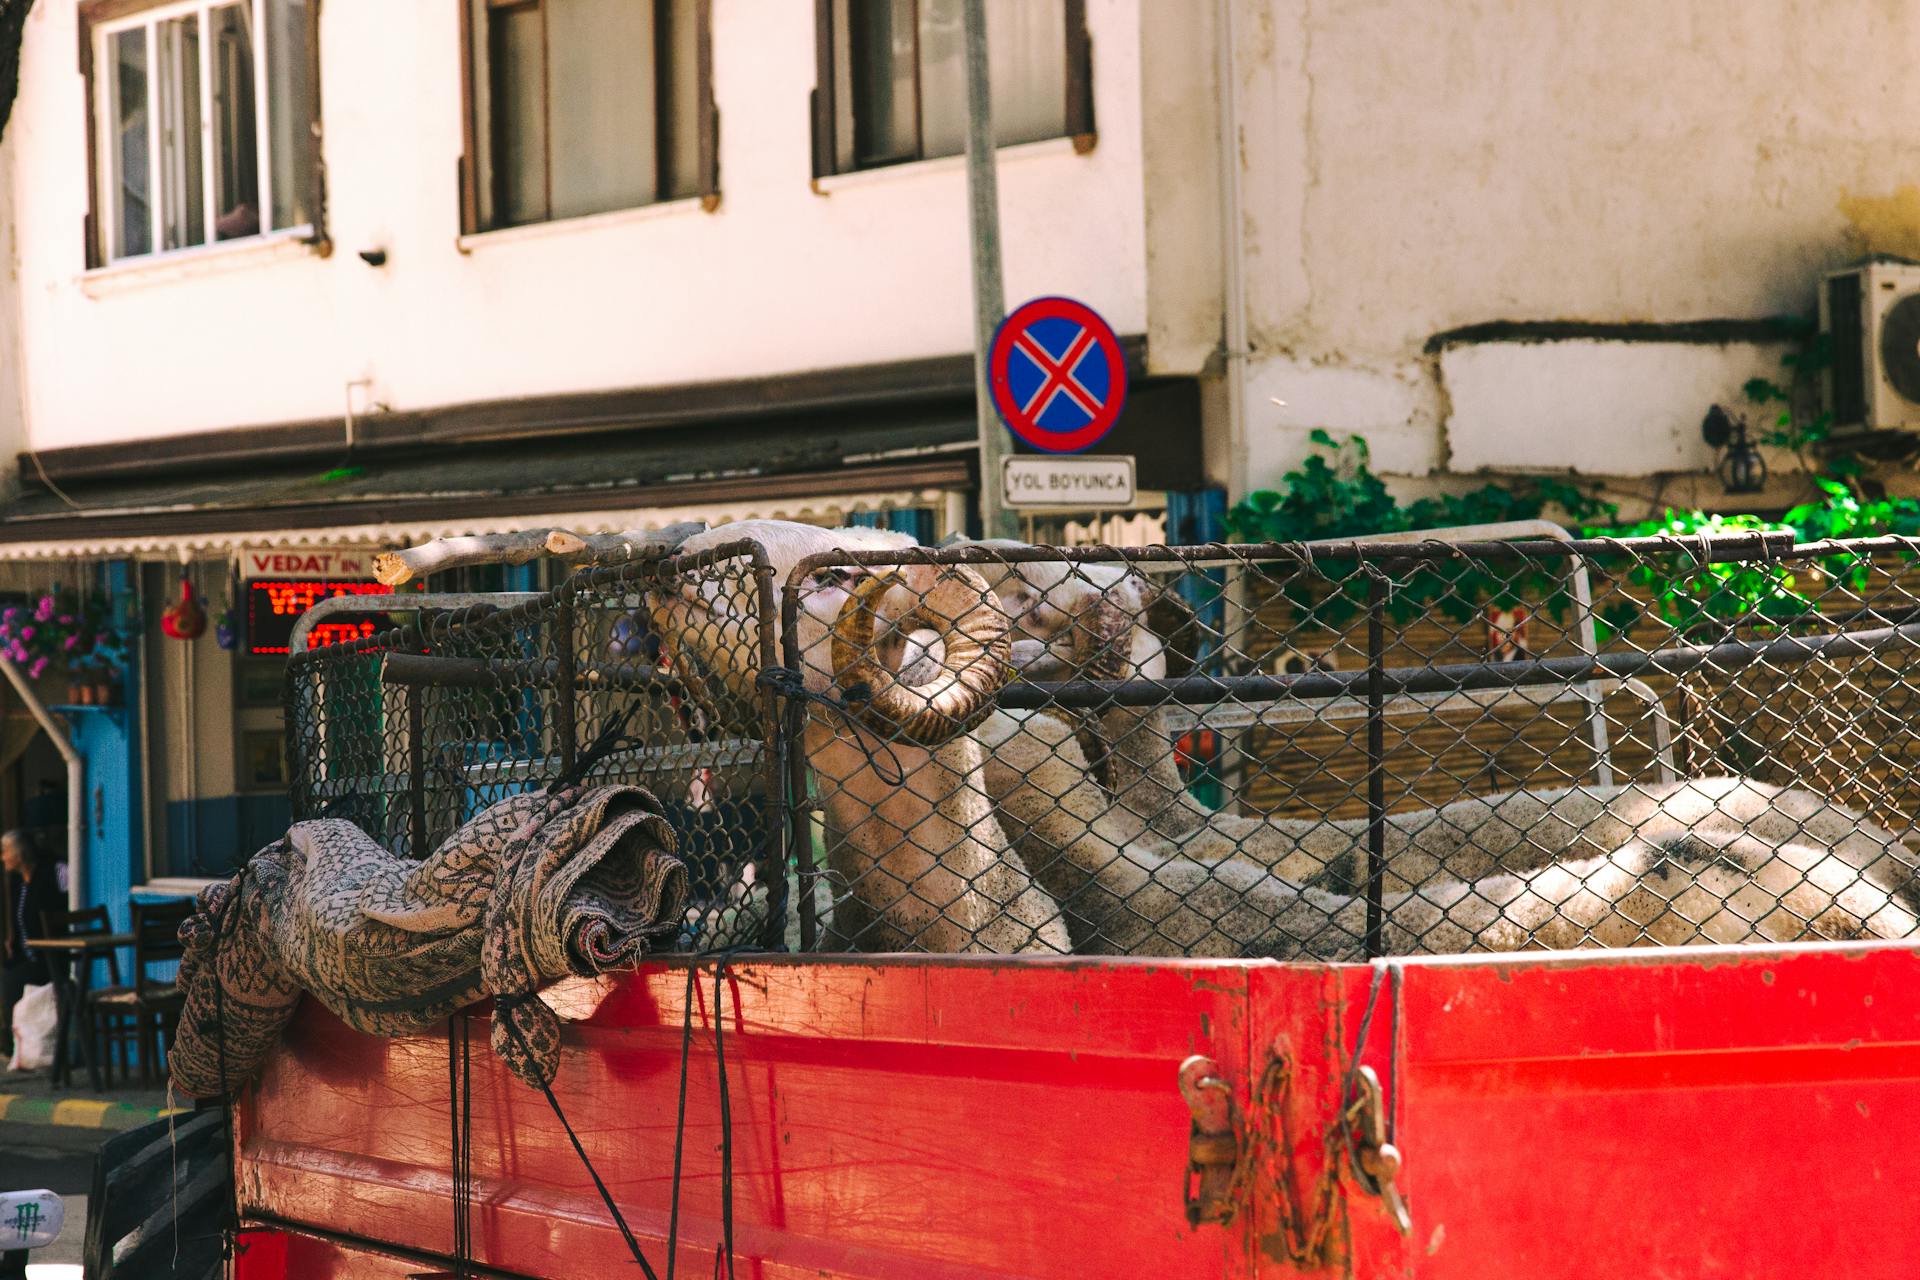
[1442,340,1790,476]
[1233,0,1920,488]
[8,0,1154,450]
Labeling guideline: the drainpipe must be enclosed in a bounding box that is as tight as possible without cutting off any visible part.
[1216,0,1250,502]
[0,656,85,909]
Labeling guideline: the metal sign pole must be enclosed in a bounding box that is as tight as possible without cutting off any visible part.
[963,0,1019,540]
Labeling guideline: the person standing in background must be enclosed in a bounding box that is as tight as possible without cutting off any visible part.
[1,828,61,1061]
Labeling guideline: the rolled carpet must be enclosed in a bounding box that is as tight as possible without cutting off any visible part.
[171,783,687,1096]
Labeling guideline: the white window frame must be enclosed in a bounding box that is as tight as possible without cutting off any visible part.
[91,0,312,267]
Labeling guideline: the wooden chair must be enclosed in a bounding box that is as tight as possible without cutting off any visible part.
[40,906,128,1083]
[87,899,191,1086]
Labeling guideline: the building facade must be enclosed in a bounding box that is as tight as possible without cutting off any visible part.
[0,0,1915,915]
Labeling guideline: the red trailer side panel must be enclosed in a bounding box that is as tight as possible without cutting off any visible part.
[233,943,1920,1279]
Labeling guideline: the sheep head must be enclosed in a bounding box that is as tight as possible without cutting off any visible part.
[957,542,1196,682]
[651,520,1011,747]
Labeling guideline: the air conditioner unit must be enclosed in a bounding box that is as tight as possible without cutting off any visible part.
[1821,257,1920,433]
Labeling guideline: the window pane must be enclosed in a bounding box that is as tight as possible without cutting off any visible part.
[548,0,656,219]
[267,0,317,230]
[156,15,205,251]
[850,0,917,166]
[657,0,701,201]
[917,0,964,159]
[109,28,152,260]
[917,0,1065,161]
[490,2,548,227]
[209,5,260,240]
[986,0,1065,146]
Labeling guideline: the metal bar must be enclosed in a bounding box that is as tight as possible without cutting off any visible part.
[782,531,1813,581]
[778,574,817,952]
[962,0,1016,541]
[287,591,542,655]
[406,691,426,859]
[1365,570,1386,960]
[378,651,688,693]
[750,547,790,951]
[554,585,577,776]
[995,619,1920,709]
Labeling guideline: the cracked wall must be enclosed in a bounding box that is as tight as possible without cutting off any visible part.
[1231,0,1920,493]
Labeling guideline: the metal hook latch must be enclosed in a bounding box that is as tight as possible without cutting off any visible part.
[1178,1055,1240,1228]
[1345,1065,1412,1234]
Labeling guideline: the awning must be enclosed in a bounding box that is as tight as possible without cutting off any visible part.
[0,410,975,560]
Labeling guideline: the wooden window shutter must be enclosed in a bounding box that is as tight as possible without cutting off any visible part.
[696,0,719,210]
[1065,0,1095,152]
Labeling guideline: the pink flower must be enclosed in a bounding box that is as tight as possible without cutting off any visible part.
[33,596,53,622]
[20,626,34,642]
[28,657,48,679]
[56,614,72,626]
[62,635,78,652]
[6,643,25,664]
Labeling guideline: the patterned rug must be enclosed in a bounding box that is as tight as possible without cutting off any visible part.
[171,784,687,1096]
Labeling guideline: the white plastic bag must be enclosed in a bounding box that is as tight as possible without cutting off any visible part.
[7,982,58,1072]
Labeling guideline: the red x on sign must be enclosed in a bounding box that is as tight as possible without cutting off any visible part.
[988,296,1128,453]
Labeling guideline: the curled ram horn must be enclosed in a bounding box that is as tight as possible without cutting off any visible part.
[829,564,1012,746]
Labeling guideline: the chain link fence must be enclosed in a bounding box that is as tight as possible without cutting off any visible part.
[288,531,1920,961]
[286,541,783,952]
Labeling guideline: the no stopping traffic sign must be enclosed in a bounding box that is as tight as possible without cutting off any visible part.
[987,296,1128,454]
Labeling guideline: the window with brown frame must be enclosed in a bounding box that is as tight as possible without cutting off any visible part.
[812,0,1092,177]
[460,0,718,234]
[79,0,324,269]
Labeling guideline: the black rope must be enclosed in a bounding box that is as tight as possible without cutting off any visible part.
[549,701,649,793]
[491,997,661,1280]
[206,858,259,1264]
[664,965,697,1280]
[756,668,905,786]
[448,1015,474,1276]
[712,959,736,1280]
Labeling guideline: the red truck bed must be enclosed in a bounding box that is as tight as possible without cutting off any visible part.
[231,941,1920,1279]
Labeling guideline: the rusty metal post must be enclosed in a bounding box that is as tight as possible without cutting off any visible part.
[749,552,792,952]
[1365,569,1387,959]
[554,585,578,778]
[406,689,427,858]
[777,570,818,952]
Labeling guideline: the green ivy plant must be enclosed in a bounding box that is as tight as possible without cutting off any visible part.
[1225,430,1616,631]
[1227,425,1920,645]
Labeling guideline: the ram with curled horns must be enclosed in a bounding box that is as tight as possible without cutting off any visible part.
[959,544,1920,955]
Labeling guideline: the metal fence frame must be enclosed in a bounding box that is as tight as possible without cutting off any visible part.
[285,529,1920,962]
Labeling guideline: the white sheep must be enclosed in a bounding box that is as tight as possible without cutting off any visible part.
[964,550,1920,955]
[654,521,1071,955]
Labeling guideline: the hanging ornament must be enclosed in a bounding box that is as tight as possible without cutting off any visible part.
[215,608,238,651]
[162,575,207,641]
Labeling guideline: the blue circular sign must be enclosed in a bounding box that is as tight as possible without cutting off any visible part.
[988,296,1128,454]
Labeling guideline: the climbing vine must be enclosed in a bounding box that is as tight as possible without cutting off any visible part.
[1227,414,1920,644]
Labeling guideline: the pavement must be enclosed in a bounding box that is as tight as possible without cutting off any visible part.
[4,1124,96,1268]
[1,1069,186,1273]
[0,1067,183,1132]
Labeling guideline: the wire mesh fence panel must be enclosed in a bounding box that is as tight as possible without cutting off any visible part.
[283,530,1920,962]
[284,542,785,954]
[777,533,1920,960]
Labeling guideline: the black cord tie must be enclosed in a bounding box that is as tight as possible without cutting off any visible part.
[549,700,649,794]
[448,1013,475,1277]
[755,667,907,786]
[490,995,662,1279]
